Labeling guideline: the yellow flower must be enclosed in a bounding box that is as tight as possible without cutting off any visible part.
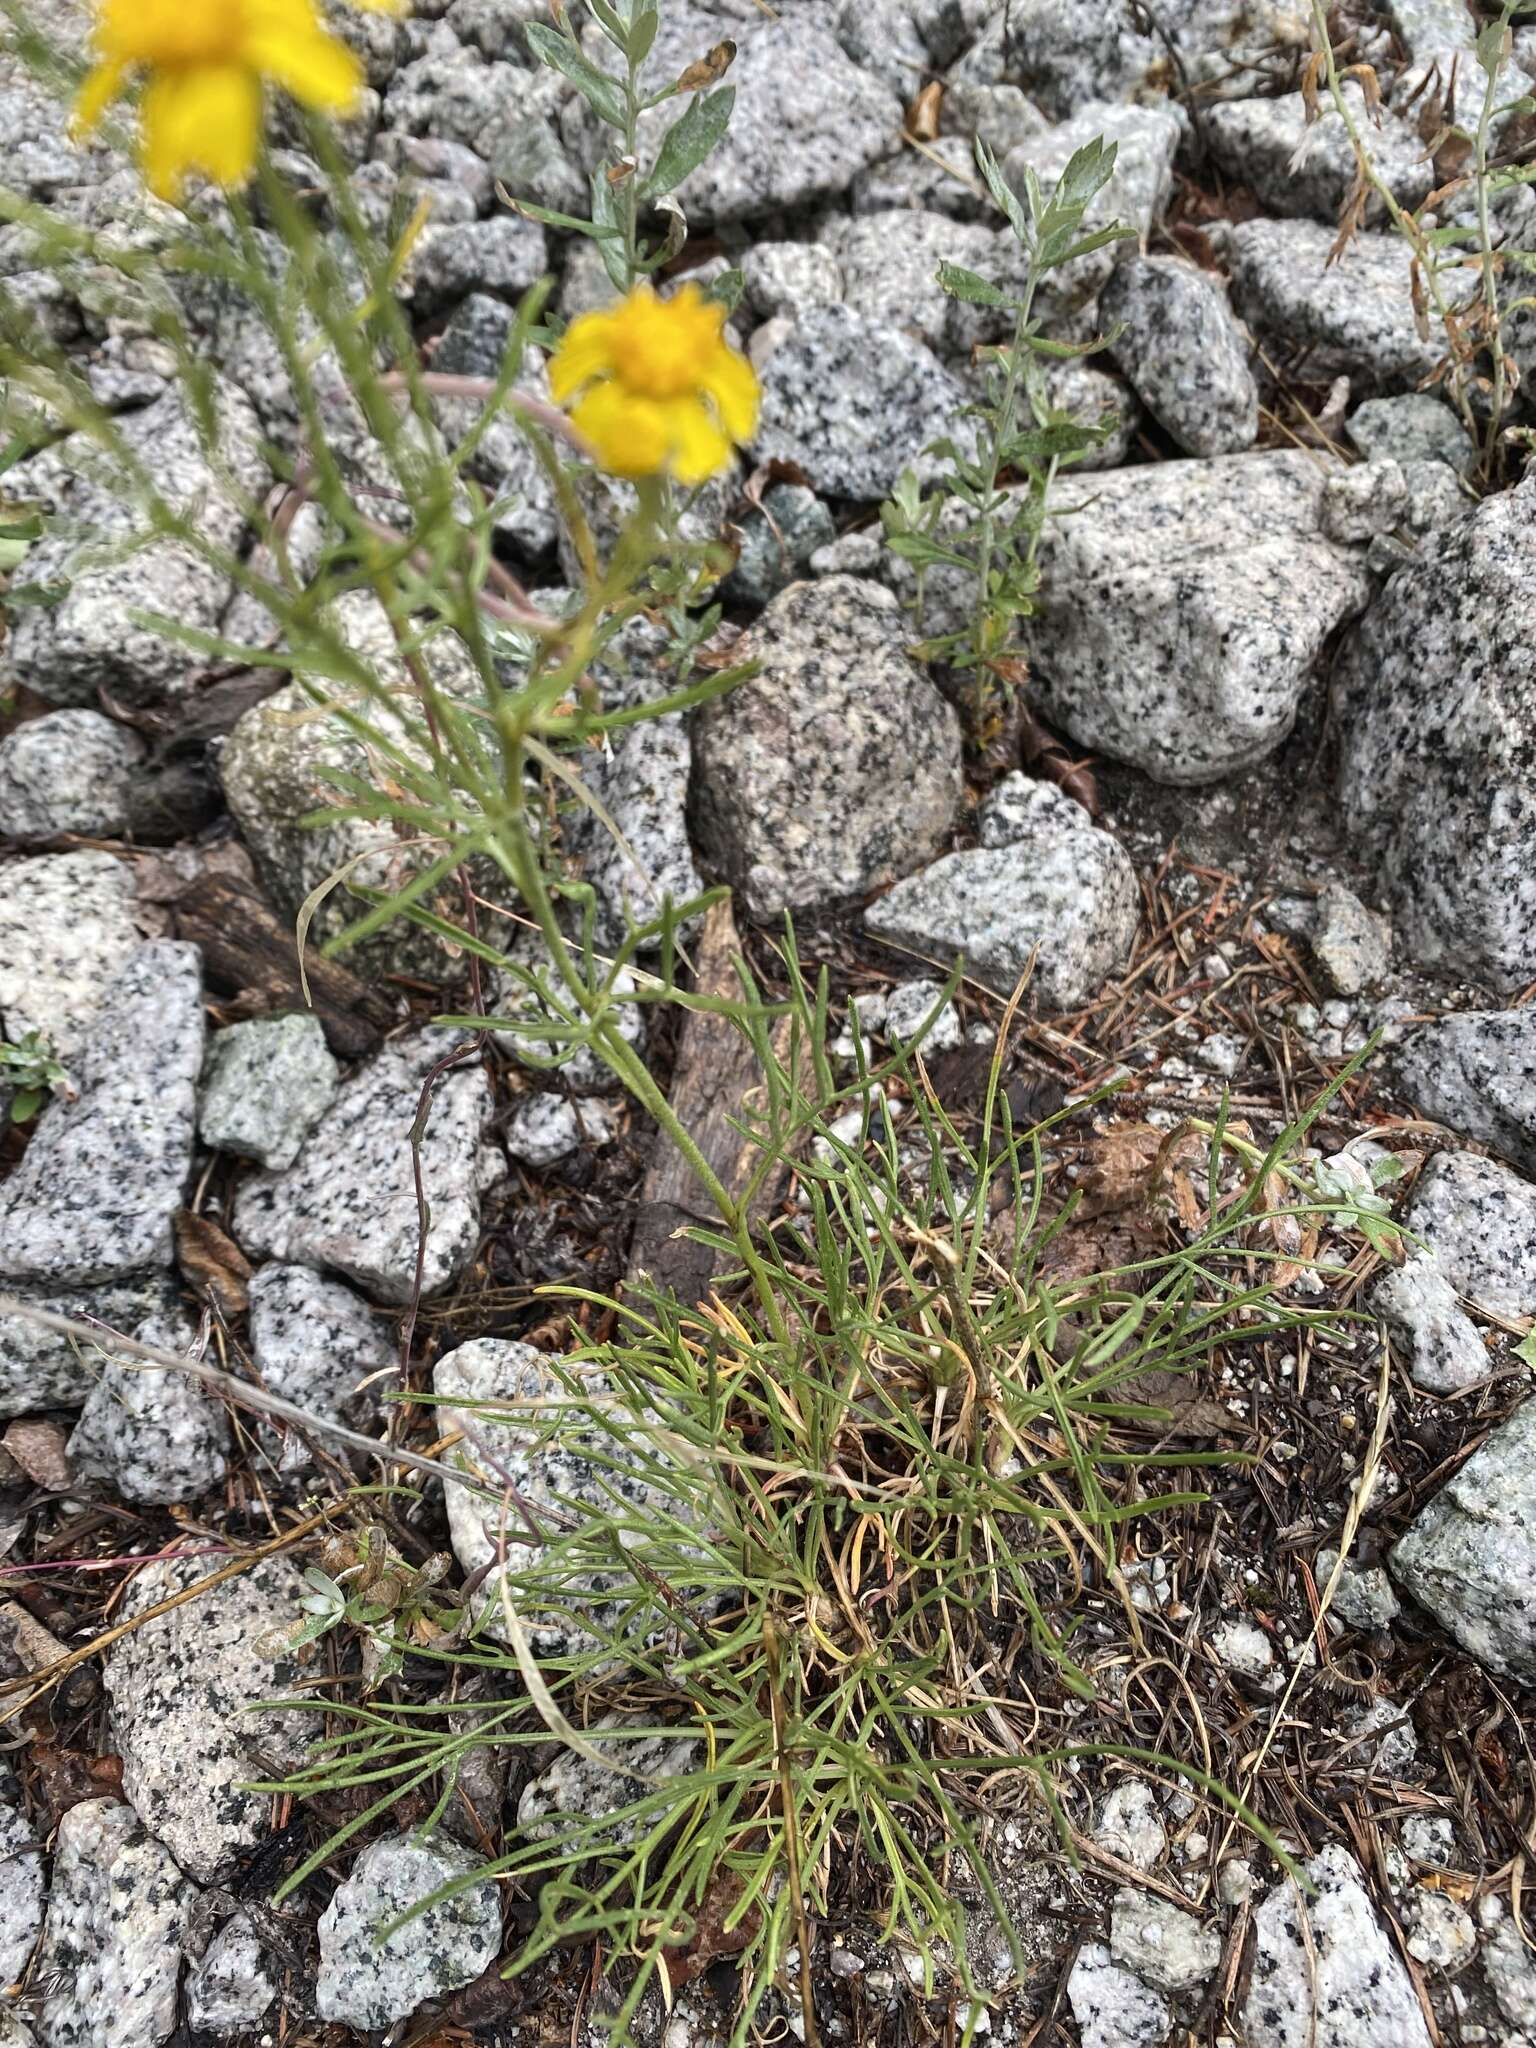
[549,283,760,487]
[75,0,404,202]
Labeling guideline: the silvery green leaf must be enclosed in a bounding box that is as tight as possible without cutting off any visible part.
[646,86,736,197]
[975,134,1029,243]
[526,23,629,128]
[937,261,1008,305]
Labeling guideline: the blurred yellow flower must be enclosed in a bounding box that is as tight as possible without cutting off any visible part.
[549,283,760,487]
[75,0,404,202]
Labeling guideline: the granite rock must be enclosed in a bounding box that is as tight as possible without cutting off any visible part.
[834,0,932,99]
[1022,451,1373,784]
[68,1308,230,1503]
[1321,460,1410,545]
[1311,882,1392,996]
[740,240,844,321]
[199,1013,340,1171]
[1229,219,1443,389]
[1003,0,1260,117]
[1110,1886,1221,1993]
[821,209,997,354]
[849,133,993,221]
[0,850,141,1060]
[1067,1942,1170,2048]
[1207,87,1432,222]
[517,1720,701,1847]
[1403,1152,1536,1321]
[315,1834,501,2030]
[943,79,1052,155]
[246,1263,393,1467]
[0,710,145,840]
[0,942,204,1287]
[434,1337,704,1655]
[5,384,267,710]
[1332,476,1536,991]
[751,303,969,499]
[184,1916,279,2036]
[34,1798,195,2048]
[724,482,837,608]
[1314,1548,1402,1630]
[0,1775,45,1988]
[1095,1781,1167,1872]
[399,212,548,315]
[504,1092,621,1169]
[1392,1398,1536,1685]
[1483,1904,1536,2032]
[219,589,493,978]
[0,1273,181,1420]
[1101,254,1258,458]
[232,1029,495,1304]
[865,782,1139,1010]
[1347,393,1475,475]
[1397,1008,1536,1178]
[1372,1255,1488,1395]
[1242,1844,1431,2048]
[103,1550,313,1882]
[691,576,963,923]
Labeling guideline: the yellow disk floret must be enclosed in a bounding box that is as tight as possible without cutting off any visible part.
[76,0,404,202]
[549,282,761,487]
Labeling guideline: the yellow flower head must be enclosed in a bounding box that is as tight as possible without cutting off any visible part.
[549,283,760,487]
[75,0,405,202]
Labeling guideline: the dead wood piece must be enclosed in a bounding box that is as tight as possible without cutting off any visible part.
[172,868,398,1060]
[625,899,789,1305]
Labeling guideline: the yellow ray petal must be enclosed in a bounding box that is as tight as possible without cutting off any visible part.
[701,341,760,443]
[571,382,671,479]
[548,308,619,404]
[662,394,733,486]
[140,63,264,200]
[243,25,363,110]
[72,57,126,136]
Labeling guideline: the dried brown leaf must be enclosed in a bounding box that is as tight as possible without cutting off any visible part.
[908,80,943,142]
[1,1417,71,1491]
[675,39,736,93]
[174,1210,253,1320]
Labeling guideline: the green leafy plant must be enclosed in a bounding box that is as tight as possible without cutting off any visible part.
[0,1031,67,1124]
[879,136,1130,747]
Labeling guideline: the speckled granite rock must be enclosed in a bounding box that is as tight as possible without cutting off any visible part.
[103,1550,313,1883]
[35,1798,195,2048]
[567,9,902,226]
[504,1093,620,1169]
[1392,1399,1536,1684]
[5,384,266,710]
[751,303,969,498]
[740,240,844,321]
[724,483,837,608]
[821,209,997,353]
[399,212,547,315]
[198,1013,340,1171]
[1021,451,1373,784]
[246,1263,393,1467]
[184,1915,278,2036]
[1397,1009,1536,1177]
[0,850,141,1059]
[1311,882,1392,995]
[220,589,493,978]
[1321,460,1410,544]
[1229,219,1443,388]
[1067,1942,1170,2048]
[433,1337,704,1655]
[834,0,931,98]
[1101,254,1257,457]
[1207,87,1431,222]
[0,1771,45,1988]
[1333,476,1536,991]
[1002,0,1259,117]
[1110,1886,1220,1993]
[1242,1844,1430,2048]
[0,1274,181,1420]
[68,1308,230,1503]
[314,1833,501,2030]
[850,131,993,220]
[232,1029,496,1304]
[517,1719,701,1847]
[1372,1256,1488,1395]
[0,2010,37,2048]
[691,576,963,923]
[1347,394,1475,474]
[0,943,204,1286]
[1314,1548,1401,1630]
[0,710,145,840]
[866,781,1138,1009]
[1404,1152,1536,1320]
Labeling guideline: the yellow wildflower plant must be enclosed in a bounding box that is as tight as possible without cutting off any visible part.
[549,283,760,487]
[75,0,404,203]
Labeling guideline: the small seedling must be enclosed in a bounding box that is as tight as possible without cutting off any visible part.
[0,1031,67,1125]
